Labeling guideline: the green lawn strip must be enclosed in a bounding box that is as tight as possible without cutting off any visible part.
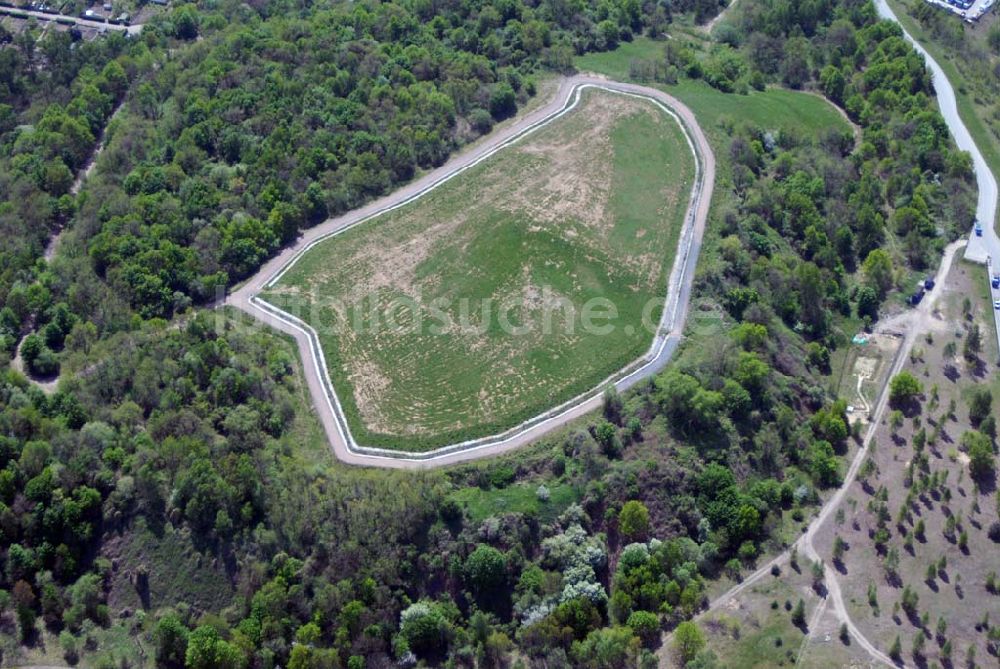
[262,89,693,451]
[448,481,581,524]
[965,258,1000,363]
[575,37,668,79]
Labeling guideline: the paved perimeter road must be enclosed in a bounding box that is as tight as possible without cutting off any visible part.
[227,75,716,469]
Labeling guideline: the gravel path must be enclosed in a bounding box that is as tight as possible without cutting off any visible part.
[695,239,966,669]
[227,75,717,469]
[702,0,740,32]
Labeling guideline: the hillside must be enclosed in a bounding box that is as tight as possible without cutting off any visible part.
[0,0,986,666]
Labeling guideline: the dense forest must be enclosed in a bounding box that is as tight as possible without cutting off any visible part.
[0,29,147,373]
[1,0,703,363]
[0,0,979,665]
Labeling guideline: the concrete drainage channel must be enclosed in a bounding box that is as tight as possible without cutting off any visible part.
[228,77,717,467]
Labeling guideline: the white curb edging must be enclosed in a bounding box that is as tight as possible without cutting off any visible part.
[235,79,713,463]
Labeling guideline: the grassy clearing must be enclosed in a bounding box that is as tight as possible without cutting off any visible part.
[3,623,149,669]
[449,481,580,524]
[575,37,668,80]
[690,564,822,669]
[575,37,851,142]
[263,88,695,451]
[103,518,235,614]
[693,557,874,669]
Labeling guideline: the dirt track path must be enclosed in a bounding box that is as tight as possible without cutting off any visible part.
[795,238,967,668]
[43,100,125,263]
[227,75,717,469]
[11,98,126,394]
[692,239,966,669]
[702,0,740,32]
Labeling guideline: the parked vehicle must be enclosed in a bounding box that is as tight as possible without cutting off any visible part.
[992,275,999,289]
[975,220,983,236]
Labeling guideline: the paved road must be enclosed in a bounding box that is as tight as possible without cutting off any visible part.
[697,9,1000,661]
[0,6,142,33]
[873,0,996,251]
[227,75,716,469]
[874,0,1000,359]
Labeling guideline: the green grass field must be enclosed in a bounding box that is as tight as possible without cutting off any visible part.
[449,481,580,524]
[698,571,817,669]
[575,37,851,143]
[262,88,695,451]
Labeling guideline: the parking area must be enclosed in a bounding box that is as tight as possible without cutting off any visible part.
[923,0,997,23]
[988,257,1000,362]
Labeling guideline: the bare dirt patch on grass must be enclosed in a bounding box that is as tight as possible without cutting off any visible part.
[836,331,899,429]
[812,260,1000,669]
[687,563,828,669]
[264,88,695,449]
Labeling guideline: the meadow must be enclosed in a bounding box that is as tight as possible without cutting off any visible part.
[575,37,852,143]
[262,88,695,450]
